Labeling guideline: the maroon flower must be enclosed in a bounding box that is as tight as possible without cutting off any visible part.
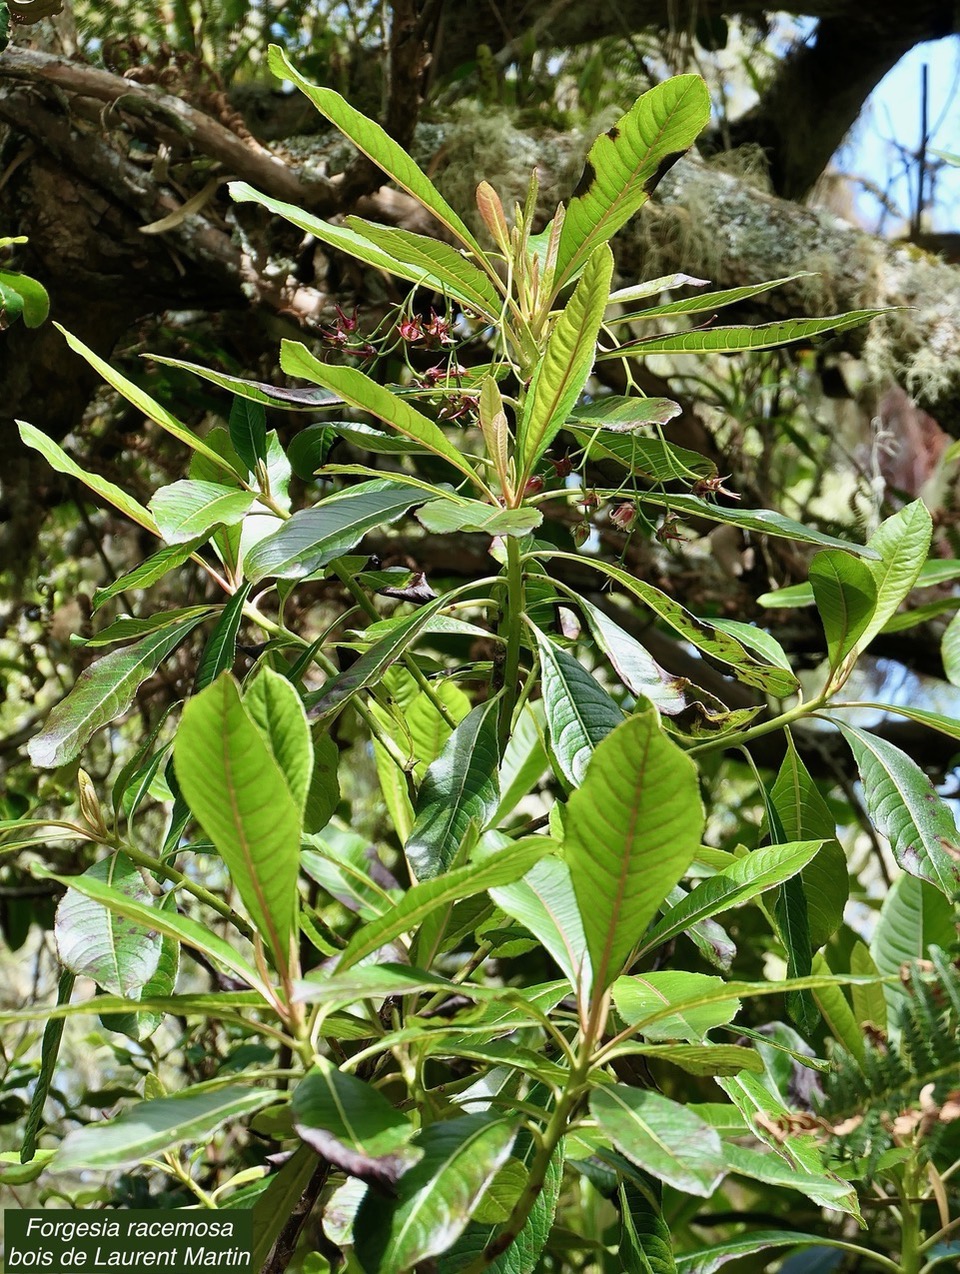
[692,474,741,502]
[424,310,456,347]
[398,315,424,343]
[610,502,636,531]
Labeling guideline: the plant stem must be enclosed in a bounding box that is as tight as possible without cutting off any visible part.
[497,535,525,755]
[119,839,255,941]
[899,1165,924,1274]
[686,695,827,758]
[331,560,458,728]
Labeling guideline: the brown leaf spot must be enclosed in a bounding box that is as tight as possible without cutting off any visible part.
[572,160,596,199]
[644,149,688,195]
[606,125,620,141]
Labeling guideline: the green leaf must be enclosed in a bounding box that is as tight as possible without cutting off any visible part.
[245,480,425,583]
[810,952,865,1066]
[808,550,878,670]
[93,540,204,611]
[857,500,933,648]
[304,595,448,722]
[27,614,205,769]
[268,46,485,256]
[292,1059,416,1187]
[52,1083,278,1172]
[641,841,824,957]
[0,268,49,326]
[606,1042,761,1077]
[101,896,181,1042]
[611,273,814,324]
[354,1115,516,1272]
[19,421,159,535]
[576,597,688,715]
[56,326,236,474]
[229,395,267,471]
[294,963,495,1007]
[194,583,251,692]
[849,941,887,1035]
[304,732,340,834]
[871,872,957,1018]
[174,673,302,967]
[836,721,960,898]
[612,971,740,1041]
[590,1086,725,1196]
[708,619,794,674]
[568,395,682,430]
[55,854,161,997]
[438,1140,563,1274]
[84,606,214,647]
[491,857,591,993]
[338,840,553,969]
[0,274,24,325]
[518,244,614,474]
[406,700,501,880]
[279,340,481,486]
[636,493,877,558]
[607,311,887,358]
[566,710,703,990]
[251,1146,318,1274]
[0,1151,56,1185]
[619,1178,676,1274]
[243,665,314,814]
[345,216,501,317]
[943,610,960,686]
[566,427,714,481]
[770,739,847,950]
[494,702,548,822]
[533,627,624,787]
[416,498,542,537]
[675,1232,845,1274]
[555,75,710,288]
[36,868,266,994]
[540,552,798,696]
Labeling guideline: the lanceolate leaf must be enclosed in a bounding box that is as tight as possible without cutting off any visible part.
[856,500,933,649]
[338,840,552,969]
[305,595,448,721]
[640,841,823,957]
[541,552,797,696]
[19,422,159,535]
[565,710,703,990]
[568,395,682,430]
[619,1179,676,1274]
[566,427,715,481]
[675,1232,851,1274]
[491,857,592,994]
[611,273,814,324]
[871,872,958,986]
[55,854,161,998]
[808,549,877,670]
[292,1059,416,1187]
[836,721,960,898]
[533,627,624,787]
[93,540,204,611]
[352,1116,516,1272]
[228,395,267,470]
[555,74,710,288]
[590,1087,725,1197]
[101,895,181,1043]
[279,341,482,485]
[35,868,266,993]
[267,46,485,255]
[243,666,314,815]
[56,326,237,475]
[245,481,424,583]
[636,494,877,557]
[518,243,614,475]
[52,1084,278,1172]
[174,673,303,967]
[405,700,501,880]
[612,971,741,1041]
[194,582,251,693]
[770,738,847,950]
[28,613,206,769]
[607,311,886,358]
[345,217,502,317]
[575,596,688,715]
[416,499,542,537]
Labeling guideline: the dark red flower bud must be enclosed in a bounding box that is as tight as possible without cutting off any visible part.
[523,475,545,497]
[551,455,573,480]
[398,316,424,343]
